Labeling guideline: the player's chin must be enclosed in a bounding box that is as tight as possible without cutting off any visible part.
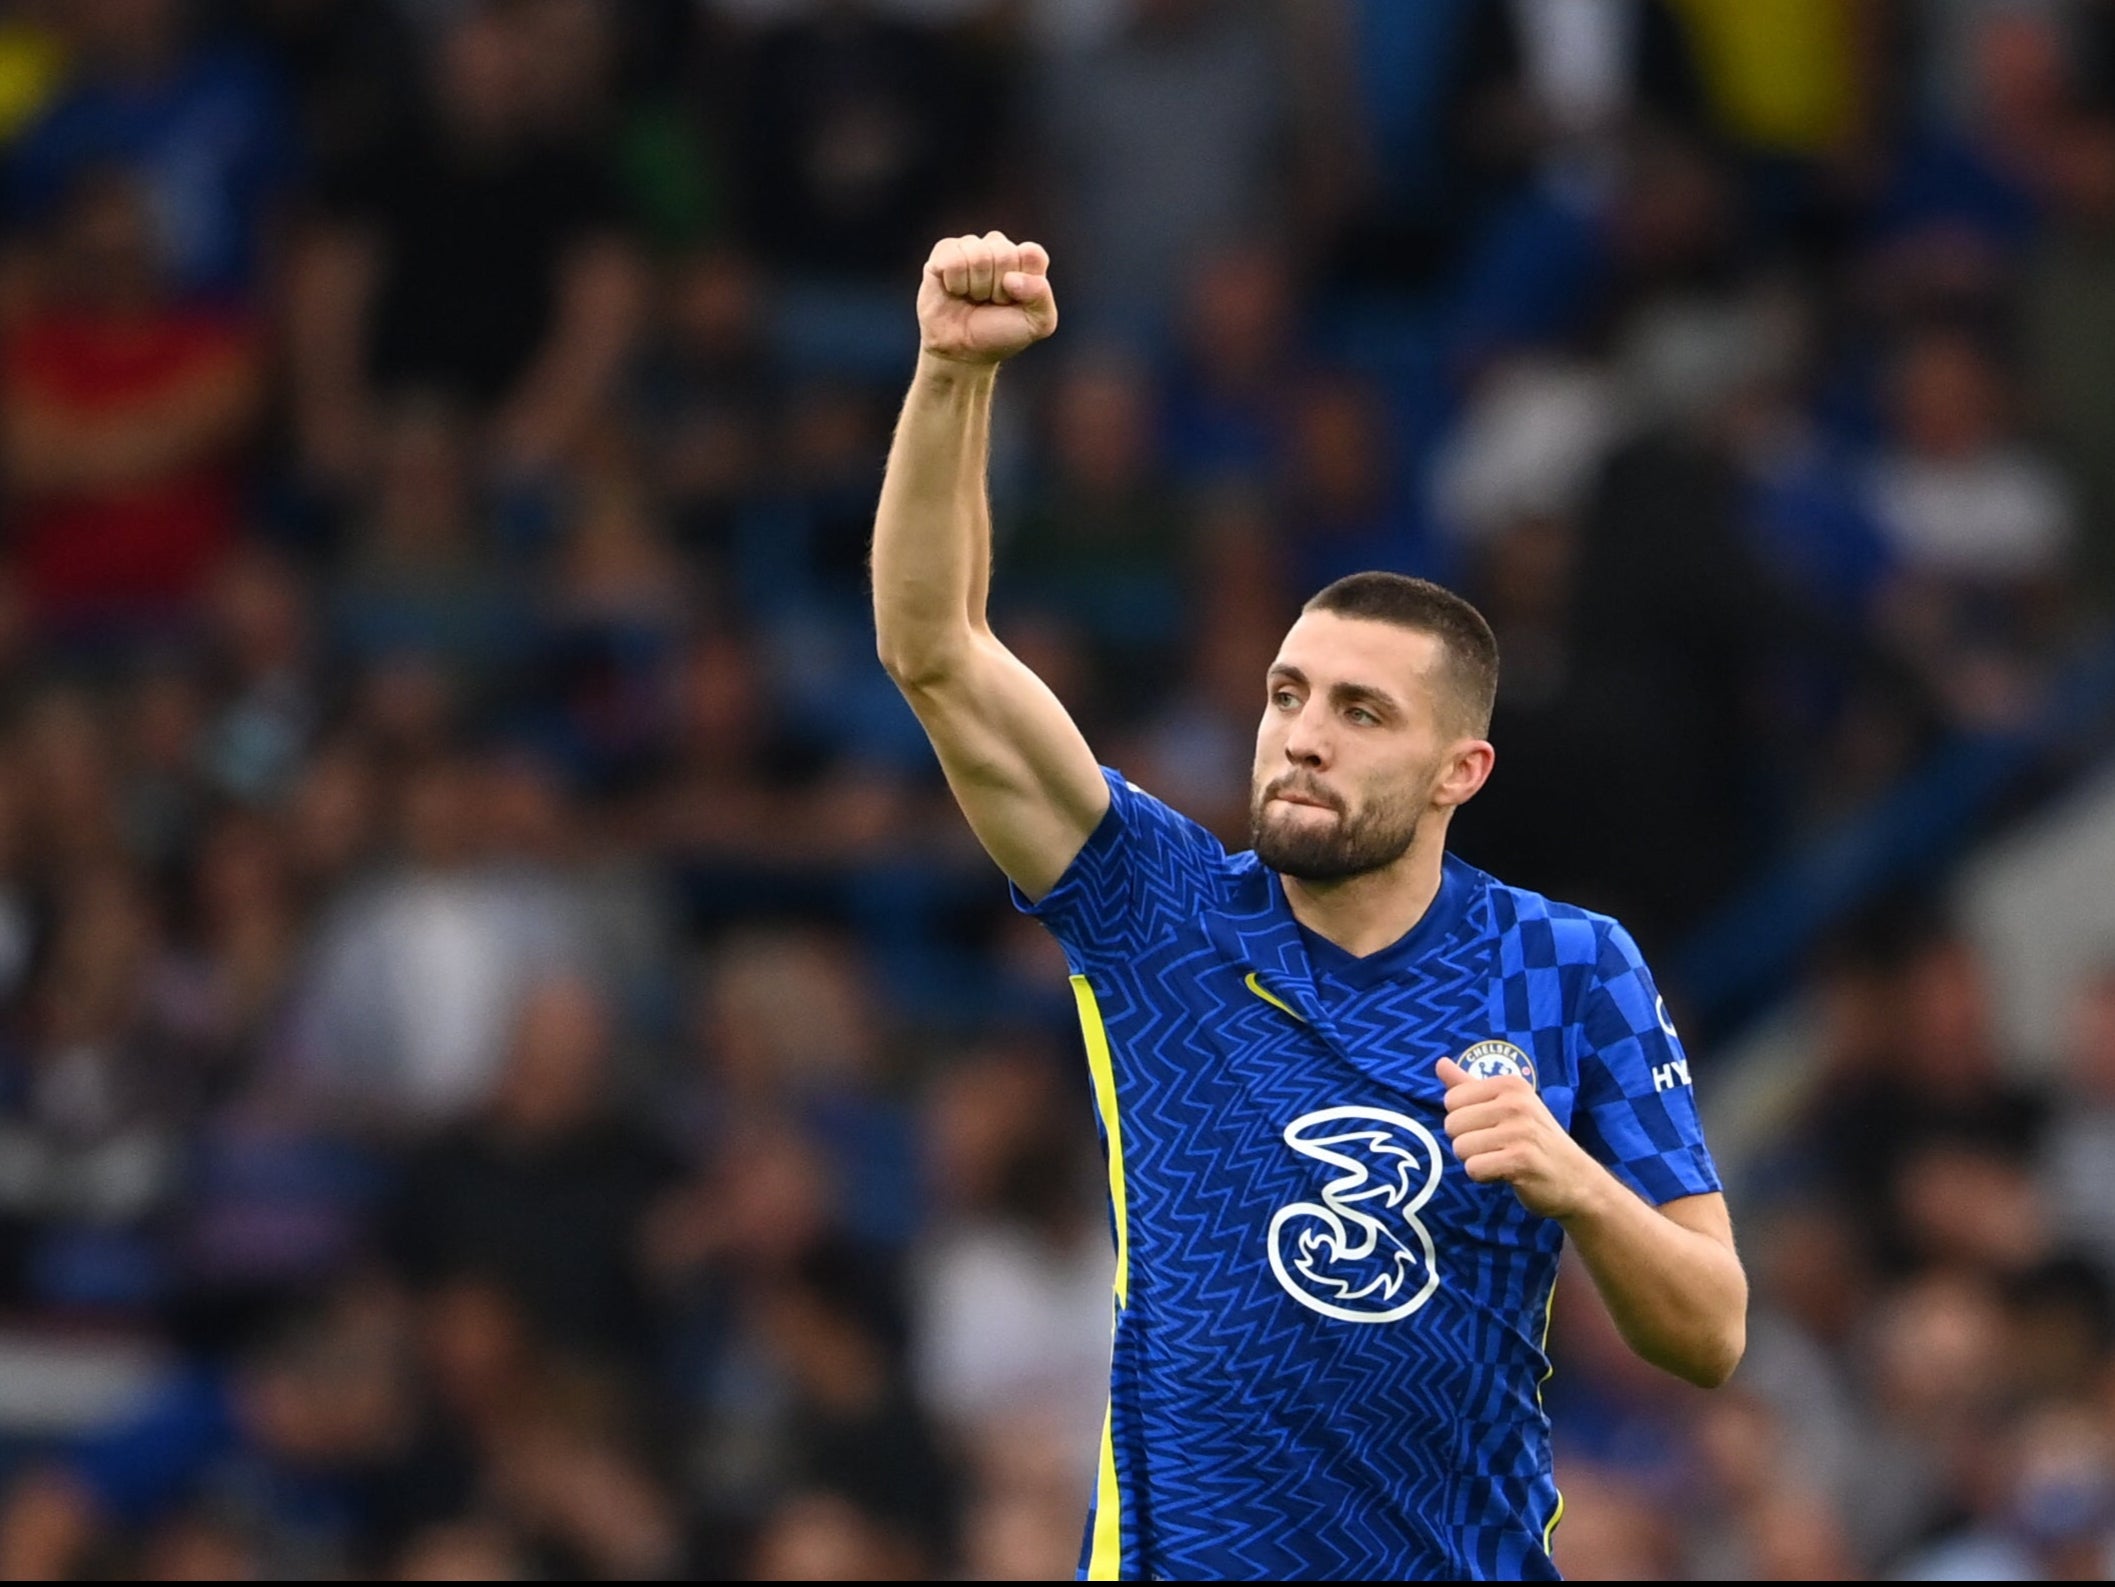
[1255,807,1338,853]
[1254,809,1361,875]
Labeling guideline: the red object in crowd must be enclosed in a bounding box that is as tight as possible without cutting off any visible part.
[3,308,254,622]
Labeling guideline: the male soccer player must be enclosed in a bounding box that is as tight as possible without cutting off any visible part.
[873,232,1747,1581]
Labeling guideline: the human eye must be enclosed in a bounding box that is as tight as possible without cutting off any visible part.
[1271,688,1300,710]
[1345,705,1377,726]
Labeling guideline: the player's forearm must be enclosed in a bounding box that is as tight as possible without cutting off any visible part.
[1560,1173,1747,1388]
[872,353,999,687]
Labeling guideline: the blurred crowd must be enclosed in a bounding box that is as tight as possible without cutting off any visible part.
[0,0,2106,1577]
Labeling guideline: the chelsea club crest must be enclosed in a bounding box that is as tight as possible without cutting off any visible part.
[1455,1039,1537,1092]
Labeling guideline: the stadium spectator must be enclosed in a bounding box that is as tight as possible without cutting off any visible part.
[1031,0,1313,337]
[1897,1402,2115,1579]
[2024,105,2115,602]
[635,248,777,557]
[0,1283,460,1578]
[2041,964,2115,1268]
[651,630,911,889]
[286,0,643,490]
[199,549,321,806]
[0,168,260,635]
[159,808,303,1077]
[1159,242,1303,489]
[0,855,186,1316]
[218,0,419,195]
[390,1515,533,1580]
[476,1370,685,1578]
[730,1,1002,281]
[532,460,693,791]
[328,397,531,691]
[4,0,299,306]
[1865,324,2075,720]
[1279,370,1433,593]
[910,1045,1109,1450]
[284,753,590,1130]
[1808,927,2049,1245]
[1004,354,1186,671]
[1117,493,1289,842]
[1681,1391,1858,1578]
[390,976,678,1363]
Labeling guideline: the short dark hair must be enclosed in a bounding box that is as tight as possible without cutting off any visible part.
[1303,572,1499,736]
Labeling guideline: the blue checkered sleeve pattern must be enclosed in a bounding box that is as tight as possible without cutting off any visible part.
[1014,768,1230,963]
[1570,920,1721,1206]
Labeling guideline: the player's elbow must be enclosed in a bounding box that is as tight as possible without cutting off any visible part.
[877,622,986,694]
[877,633,960,694]
[1674,1312,1746,1390]
[1630,1295,1746,1388]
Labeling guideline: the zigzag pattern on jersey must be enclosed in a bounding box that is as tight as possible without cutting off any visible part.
[1073,857,1566,1580]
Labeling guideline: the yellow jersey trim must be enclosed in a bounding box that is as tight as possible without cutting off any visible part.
[1535,1274,1558,1402]
[1537,1275,1564,1560]
[1243,971,1305,1023]
[1070,974,1128,1580]
[1071,974,1129,1306]
[1089,1398,1122,1579]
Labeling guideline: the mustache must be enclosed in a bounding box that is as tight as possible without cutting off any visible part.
[1260,774,1345,814]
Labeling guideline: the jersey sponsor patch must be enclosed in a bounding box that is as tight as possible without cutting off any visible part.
[1268,1107,1444,1324]
[1456,1039,1537,1092]
[1652,1057,1692,1092]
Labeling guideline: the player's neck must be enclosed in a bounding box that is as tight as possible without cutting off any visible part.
[1279,837,1448,960]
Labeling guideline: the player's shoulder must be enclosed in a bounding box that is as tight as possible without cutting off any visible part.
[1036,766,1250,933]
[1459,858,1639,973]
[1101,768,1236,864]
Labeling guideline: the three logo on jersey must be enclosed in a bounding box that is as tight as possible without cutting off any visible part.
[1268,1040,1535,1323]
[1268,1107,1445,1323]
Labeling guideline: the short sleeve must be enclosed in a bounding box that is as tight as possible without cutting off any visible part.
[1570,921,1721,1205]
[1012,768,1229,964]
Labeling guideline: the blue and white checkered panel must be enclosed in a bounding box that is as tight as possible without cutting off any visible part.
[1572,920,1721,1206]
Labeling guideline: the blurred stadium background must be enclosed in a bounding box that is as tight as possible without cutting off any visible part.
[0,0,2111,1577]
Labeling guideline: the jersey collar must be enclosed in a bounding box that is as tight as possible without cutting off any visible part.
[1206,855,1483,1065]
[1203,862,1334,1035]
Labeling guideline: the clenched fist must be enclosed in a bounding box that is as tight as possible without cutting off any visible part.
[919,231,1058,365]
[1437,1056,1604,1222]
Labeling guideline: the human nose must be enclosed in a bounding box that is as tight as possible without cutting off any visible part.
[1283,700,1330,768]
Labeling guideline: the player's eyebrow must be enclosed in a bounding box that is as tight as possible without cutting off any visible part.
[1328,680,1403,718]
[1268,666,1403,719]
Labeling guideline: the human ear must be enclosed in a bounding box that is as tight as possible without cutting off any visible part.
[1434,740,1495,809]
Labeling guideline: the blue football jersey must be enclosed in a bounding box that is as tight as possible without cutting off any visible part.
[1019,771,1721,1581]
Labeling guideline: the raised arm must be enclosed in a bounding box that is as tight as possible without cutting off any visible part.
[873,232,1109,899]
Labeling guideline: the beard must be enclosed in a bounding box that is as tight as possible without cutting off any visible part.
[1250,769,1430,882]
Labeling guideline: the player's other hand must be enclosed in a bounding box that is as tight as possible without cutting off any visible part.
[918,232,1057,365]
[1436,1056,1602,1222]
